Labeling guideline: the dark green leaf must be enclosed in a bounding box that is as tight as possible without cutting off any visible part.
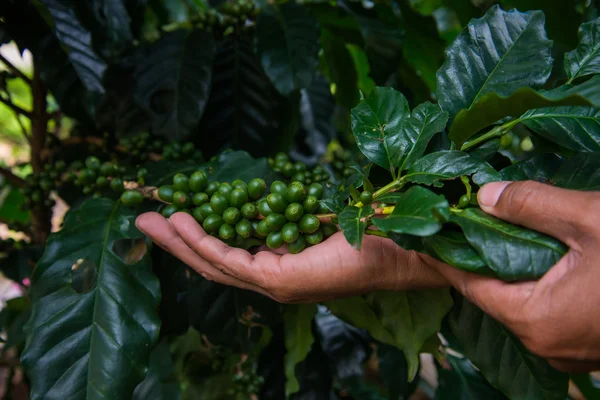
[2,245,44,284]
[133,340,181,400]
[0,185,30,223]
[284,304,317,397]
[408,0,444,16]
[404,151,501,187]
[388,232,425,252]
[565,17,600,82]
[500,153,563,182]
[467,139,501,162]
[451,208,567,280]
[133,29,215,140]
[372,186,450,236]
[571,374,600,400]
[211,151,281,184]
[449,296,569,400]
[197,34,282,157]
[422,230,491,275]
[320,28,360,108]
[351,87,410,173]
[0,297,30,352]
[449,75,600,146]
[144,160,201,186]
[89,0,133,58]
[38,0,107,109]
[377,344,418,400]
[437,5,553,121]
[519,106,600,151]
[256,2,320,95]
[435,353,508,400]
[398,102,449,172]
[22,198,161,399]
[552,152,600,190]
[338,205,374,249]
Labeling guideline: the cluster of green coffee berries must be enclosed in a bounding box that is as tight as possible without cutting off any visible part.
[120,170,337,254]
[328,147,361,180]
[269,152,330,186]
[195,0,258,34]
[65,156,129,197]
[118,133,203,163]
[20,161,67,209]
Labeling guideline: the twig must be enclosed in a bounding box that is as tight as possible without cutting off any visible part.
[0,53,32,85]
[0,96,31,118]
[4,90,31,143]
[0,167,26,187]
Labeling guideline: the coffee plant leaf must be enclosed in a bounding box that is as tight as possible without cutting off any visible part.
[437,5,553,122]
[449,75,600,146]
[519,106,600,152]
[377,344,418,400]
[372,186,450,236]
[388,232,425,252]
[132,340,181,400]
[565,17,600,83]
[436,353,508,400]
[284,303,317,397]
[211,150,281,184]
[21,198,161,400]
[466,139,501,162]
[449,296,569,400]
[451,208,567,280]
[398,102,449,172]
[133,29,215,140]
[0,185,30,224]
[338,204,374,250]
[320,28,360,109]
[552,152,600,190]
[422,230,492,275]
[87,0,133,59]
[570,374,600,400]
[256,1,320,95]
[500,153,563,182]
[351,86,410,174]
[404,151,501,187]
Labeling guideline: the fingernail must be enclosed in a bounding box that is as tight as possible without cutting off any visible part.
[478,181,510,207]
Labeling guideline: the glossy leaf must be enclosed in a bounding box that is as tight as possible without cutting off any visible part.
[500,153,563,182]
[552,152,600,190]
[22,198,161,400]
[211,150,281,185]
[338,205,374,250]
[565,17,600,83]
[449,296,569,400]
[404,151,501,187]
[320,28,360,109]
[437,5,553,121]
[377,344,418,400]
[398,102,449,172]
[449,75,600,146]
[351,87,410,173]
[284,303,317,397]
[197,35,282,157]
[88,0,133,58]
[326,290,453,381]
[372,186,450,236]
[436,353,508,400]
[422,231,492,275]
[451,208,567,281]
[256,2,320,95]
[132,340,181,400]
[133,29,215,140]
[519,106,600,151]
[0,184,30,223]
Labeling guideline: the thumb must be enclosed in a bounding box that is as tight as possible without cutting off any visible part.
[477,181,594,246]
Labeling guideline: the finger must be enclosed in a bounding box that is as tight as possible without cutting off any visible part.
[169,212,276,287]
[477,181,597,247]
[135,213,270,296]
[422,255,534,326]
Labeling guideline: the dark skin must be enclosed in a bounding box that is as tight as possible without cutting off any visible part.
[136,180,600,373]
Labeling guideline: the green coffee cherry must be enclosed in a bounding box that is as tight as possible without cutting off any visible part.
[193,192,209,206]
[205,181,220,197]
[111,178,125,193]
[458,194,470,208]
[173,173,190,192]
[162,204,179,218]
[322,224,337,238]
[96,176,108,188]
[307,183,324,199]
[121,190,143,206]
[172,191,192,208]
[258,199,274,217]
[192,207,205,223]
[79,169,96,184]
[158,185,175,202]
[235,219,253,239]
[287,235,306,254]
[232,179,247,190]
[267,193,287,213]
[359,191,373,205]
[85,156,101,171]
[137,168,148,180]
[248,178,266,199]
[265,213,286,231]
[219,223,236,240]
[275,152,289,164]
[266,231,284,249]
[270,181,287,195]
[189,171,208,193]
[285,203,304,222]
[218,182,233,196]
[282,162,295,177]
[229,188,249,208]
[199,203,215,219]
[303,196,319,214]
[255,220,271,237]
[241,203,258,219]
[203,214,225,233]
[305,229,323,246]
[99,162,115,177]
[281,222,299,244]
[286,182,307,203]
[222,207,241,225]
[210,193,229,214]
[299,214,320,234]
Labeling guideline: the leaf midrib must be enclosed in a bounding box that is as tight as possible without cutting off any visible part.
[567,25,600,82]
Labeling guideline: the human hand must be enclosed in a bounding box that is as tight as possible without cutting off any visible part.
[135,212,448,303]
[423,181,600,373]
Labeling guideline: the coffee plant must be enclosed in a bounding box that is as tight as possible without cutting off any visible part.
[0,0,599,398]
